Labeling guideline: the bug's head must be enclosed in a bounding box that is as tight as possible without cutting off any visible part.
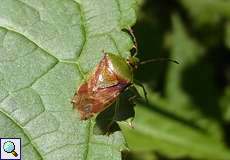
[127,56,140,69]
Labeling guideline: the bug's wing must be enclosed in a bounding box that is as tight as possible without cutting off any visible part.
[90,54,119,90]
[73,82,123,120]
[96,66,118,88]
[90,84,126,113]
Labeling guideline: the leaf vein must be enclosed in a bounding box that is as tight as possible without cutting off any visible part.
[43,143,85,156]
[108,33,122,56]
[15,0,41,20]
[73,0,87,59]
[0,27,59,60]
[0,108,43,159]
[83,120,92,160]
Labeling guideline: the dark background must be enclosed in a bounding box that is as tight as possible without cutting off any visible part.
[123,0,230,159]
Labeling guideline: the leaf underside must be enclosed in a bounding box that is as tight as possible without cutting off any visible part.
[0,0,137,159]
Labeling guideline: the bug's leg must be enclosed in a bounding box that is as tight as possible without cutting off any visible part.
[123,84,140,102]
[121,27,138,57]
[127,27,138,54]
[133,80,148,103]
[71,99,76,104]
[128,94,137,102]
[71,92,78,104]
[71,99,76,110]
[126,118,134,128]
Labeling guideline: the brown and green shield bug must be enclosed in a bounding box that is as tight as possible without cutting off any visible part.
[71,25,180,120]
[72,52,139,120]
[72,50,178,120]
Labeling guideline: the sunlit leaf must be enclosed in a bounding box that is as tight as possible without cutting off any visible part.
[0,0,137,159]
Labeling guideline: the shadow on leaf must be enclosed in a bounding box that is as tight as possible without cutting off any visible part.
[93,87,137,135]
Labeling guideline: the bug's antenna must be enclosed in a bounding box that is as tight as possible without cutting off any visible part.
[139,58,179,65]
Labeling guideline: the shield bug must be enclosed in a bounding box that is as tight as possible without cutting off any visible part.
[72,53,135,120]
[72,52,178,120]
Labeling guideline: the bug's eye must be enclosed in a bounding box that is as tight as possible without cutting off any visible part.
[130,46,137,56]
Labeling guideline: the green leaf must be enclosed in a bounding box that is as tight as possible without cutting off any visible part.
[166,15,223,140]
[226,22,230,49]
[121,15,230,159]
[220,86,230,122]
[121,91,230,159]
[0,0,137,159]
[180,0,230,25]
